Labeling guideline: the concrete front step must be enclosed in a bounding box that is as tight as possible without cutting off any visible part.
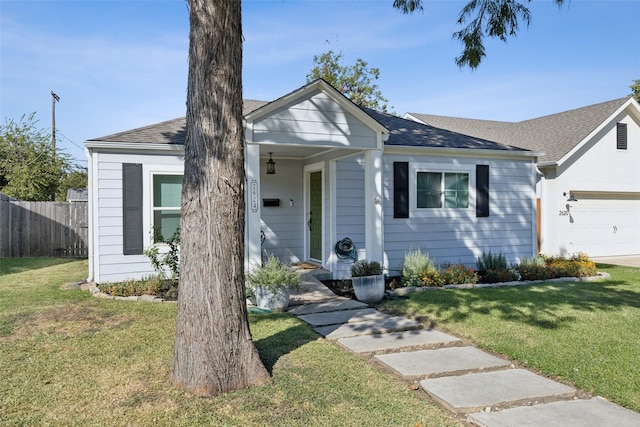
[314,316,423,339]
[337,328,461,354]
[375,346,511,379]
[297,308,389,327]
[287,299,368,316]
[468,397,640,427]
[420,369,576,414]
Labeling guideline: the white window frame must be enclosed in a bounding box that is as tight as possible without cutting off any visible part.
[144,166,184,247]
[409,162,475,218]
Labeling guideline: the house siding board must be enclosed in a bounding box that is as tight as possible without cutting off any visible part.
[260,159,304,264]
[383,154,535,272]
[252,93,377,149]
[93,151,184,283]
[334,155,366,278]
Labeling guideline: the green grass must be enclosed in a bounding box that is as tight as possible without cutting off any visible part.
[0,259,459,426]
[379,263,640,412]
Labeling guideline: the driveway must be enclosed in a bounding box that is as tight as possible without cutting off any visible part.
[591,255,640,268]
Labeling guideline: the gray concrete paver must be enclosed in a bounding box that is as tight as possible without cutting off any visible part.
[420,369,575,413]
[337,328,460,353]
[314,316,422,339]
[468,397,640,427]
[375,346,510,378]
[287,299,368,315]
[297,308,389,327]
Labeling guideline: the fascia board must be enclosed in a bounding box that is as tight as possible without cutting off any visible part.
[384,145,542,160]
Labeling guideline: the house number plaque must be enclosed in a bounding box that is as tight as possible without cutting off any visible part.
[250,180,259,212]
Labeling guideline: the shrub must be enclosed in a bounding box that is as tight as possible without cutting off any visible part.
[144,229,180,284]
[441,264,479,285]
[98,275,163,297]
[419,269,445,287]
[402,249,436,278]
[476,250,507,275]
[517,264,555,281]
[351,260,384,277]
[548,259,598,278]
[481,268,520,284]
[245,253,301,292]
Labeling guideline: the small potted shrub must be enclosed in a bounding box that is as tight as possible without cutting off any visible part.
[350,260,385,303]
[246,254,301,310]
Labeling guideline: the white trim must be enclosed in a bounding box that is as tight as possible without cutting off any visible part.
[84,141,185,152]
[329,159,338,275]
[384,145,542,160]
[86,148,97,282]
[143,165,184,251]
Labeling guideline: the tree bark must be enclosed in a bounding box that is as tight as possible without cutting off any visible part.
[170,0,270,396]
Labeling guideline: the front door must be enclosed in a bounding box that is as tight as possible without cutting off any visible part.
[309,171,322,260]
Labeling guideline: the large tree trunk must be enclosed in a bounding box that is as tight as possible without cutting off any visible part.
[170,0,270,396]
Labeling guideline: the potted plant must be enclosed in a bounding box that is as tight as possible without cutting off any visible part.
[350,260,385,303]
[246,253,301,310]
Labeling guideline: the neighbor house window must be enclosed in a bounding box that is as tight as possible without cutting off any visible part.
[617,123,628,150]
[417,172,469,209]
[152,174,183,242]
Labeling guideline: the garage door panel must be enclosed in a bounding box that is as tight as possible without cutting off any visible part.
[565,198,640,256]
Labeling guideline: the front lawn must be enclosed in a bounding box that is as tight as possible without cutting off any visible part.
[379,263,640,412]
[0,259,459,426]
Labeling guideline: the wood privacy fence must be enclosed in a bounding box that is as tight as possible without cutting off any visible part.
[0,194,88,258]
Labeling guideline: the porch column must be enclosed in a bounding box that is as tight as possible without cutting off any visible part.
[245,143,262,271]
[364,149,384,264]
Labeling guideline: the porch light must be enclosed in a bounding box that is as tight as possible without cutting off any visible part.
[266,152,276,175]
[564,192,578,202]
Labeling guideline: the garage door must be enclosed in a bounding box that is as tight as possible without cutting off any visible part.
[565,193,640,257]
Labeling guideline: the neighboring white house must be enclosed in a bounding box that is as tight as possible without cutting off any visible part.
[85,79,540,284]
[406,96,640,258]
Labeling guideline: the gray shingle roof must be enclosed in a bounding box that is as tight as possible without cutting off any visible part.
[366,109,529,152]
[409,97,631,163]
[88,100,268,144]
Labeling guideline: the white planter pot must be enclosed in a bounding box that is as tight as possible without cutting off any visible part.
[352,274,385,303]
[253,285,291,311]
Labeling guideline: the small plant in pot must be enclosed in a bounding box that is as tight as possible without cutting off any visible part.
[246,253,301,311]
[350,260,385,304]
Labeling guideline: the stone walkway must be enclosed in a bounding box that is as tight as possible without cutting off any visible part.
[286,272,640,426]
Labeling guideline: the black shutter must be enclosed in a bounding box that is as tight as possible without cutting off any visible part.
[617,123,628,150]
[122,163,143,255]
[394,162,409,218]
[476,165,490,218]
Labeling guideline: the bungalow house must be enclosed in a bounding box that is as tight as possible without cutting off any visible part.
[85,79,540,284]
[406,96,640,258]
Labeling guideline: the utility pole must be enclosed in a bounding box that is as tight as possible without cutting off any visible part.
[51,91,60,201]
[51,91,60,157]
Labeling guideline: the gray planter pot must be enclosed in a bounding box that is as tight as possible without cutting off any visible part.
[253,285,291,311]
[352,274,385,303]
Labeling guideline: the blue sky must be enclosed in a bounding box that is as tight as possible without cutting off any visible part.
[1,0,638,167]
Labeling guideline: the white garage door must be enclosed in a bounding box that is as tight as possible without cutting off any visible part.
[565,195,640,257]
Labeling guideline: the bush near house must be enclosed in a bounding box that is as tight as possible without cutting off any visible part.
[396,250,599,288]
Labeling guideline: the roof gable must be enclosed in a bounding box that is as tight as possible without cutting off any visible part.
[407,97,636,164]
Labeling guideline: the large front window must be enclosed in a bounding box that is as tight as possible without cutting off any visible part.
[152,174,182,242]
[417,172,469,209]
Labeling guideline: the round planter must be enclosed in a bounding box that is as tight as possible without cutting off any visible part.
[352,274,385,303]
[253,285,291,311]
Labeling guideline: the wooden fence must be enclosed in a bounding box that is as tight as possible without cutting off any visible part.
[0,194,88,258]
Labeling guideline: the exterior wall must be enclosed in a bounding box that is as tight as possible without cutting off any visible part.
[252,91,377,149]
[333,154,366,278]
[540,110,640,256]
[259,158,305,263]
[91,149,184,283]
[383,152,537,275]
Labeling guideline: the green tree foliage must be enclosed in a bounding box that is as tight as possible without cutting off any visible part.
[307,50,391,112]
[393,0,566,68]
[56,167,88,201]
[0,113,70,201]
[631,79,640,102]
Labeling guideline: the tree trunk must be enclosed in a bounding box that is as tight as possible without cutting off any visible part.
[170,0,270,396]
